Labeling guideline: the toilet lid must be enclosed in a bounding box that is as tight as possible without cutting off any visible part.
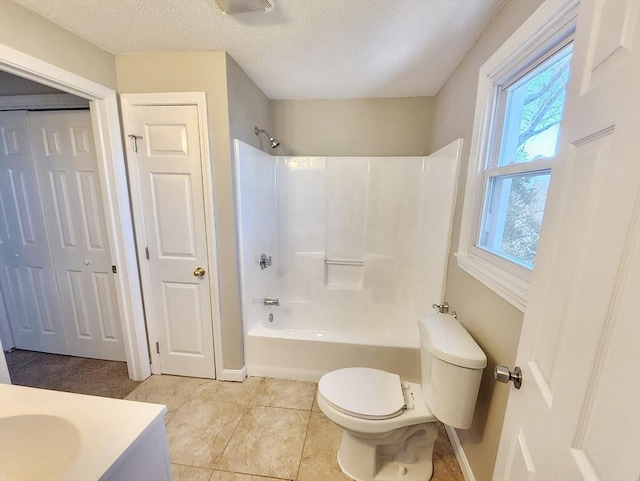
[318,367,406,420]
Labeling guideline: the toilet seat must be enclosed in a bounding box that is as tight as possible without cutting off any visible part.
[318,367,406,420]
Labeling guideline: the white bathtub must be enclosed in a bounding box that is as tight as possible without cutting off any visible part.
[235,139,463,384]
[245,308,422,382]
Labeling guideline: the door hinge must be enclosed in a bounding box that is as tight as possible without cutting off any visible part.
[145,246,149,260]
[127,134,143,153]
[112,265,117,274]
[156,341,160,354]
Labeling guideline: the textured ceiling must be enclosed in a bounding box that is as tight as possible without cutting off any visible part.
[13,0,506,99]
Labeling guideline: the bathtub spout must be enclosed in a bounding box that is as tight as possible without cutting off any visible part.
[264,298,280,306]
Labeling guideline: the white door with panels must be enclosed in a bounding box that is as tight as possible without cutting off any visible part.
[123,101,216,379]
[0,109,126,361]
[28,110,126,361]
[494,1,639,480]
[0,110,68,354]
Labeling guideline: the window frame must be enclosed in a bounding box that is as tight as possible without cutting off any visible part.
[456,0,578,312]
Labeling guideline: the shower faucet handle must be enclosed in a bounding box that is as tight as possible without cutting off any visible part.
[260,254,272,270]
[264,298,279,306]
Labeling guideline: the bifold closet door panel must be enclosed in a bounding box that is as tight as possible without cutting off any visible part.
[28,110,126,361]
[0,110,69,354]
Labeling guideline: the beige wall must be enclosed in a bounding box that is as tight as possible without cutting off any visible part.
[116,51,270,370]
[226,55,271,151]
[0,0,117,89]
[271,97,434,156]
[430,1,543,479]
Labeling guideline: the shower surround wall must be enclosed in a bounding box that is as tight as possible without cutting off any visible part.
[235,139,462,381]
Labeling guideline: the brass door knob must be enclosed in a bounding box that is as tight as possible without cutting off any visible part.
[193,266,206,277]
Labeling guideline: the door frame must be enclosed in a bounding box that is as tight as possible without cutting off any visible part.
[0,44,151,380]
[120,92,224,379]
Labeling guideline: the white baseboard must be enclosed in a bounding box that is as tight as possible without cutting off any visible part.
[445,424,476,481]
[221,365,247,382]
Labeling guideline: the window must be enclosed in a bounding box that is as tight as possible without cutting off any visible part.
[477,44,572,271]
[457,1,578,311]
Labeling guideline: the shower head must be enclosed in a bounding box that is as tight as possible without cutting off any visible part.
[254,126,280,149]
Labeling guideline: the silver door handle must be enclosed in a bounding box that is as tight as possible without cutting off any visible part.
[260,254,272,270]
[264,298,279,306]
[494,365,522,389]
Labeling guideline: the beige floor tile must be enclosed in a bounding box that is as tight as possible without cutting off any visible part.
[134,374,210,397]
[432,423,465,481]
[297,412,350,481]
[253,378,316,410]
[171,463,214,481]
[209,471,282,481]
[190,376,264,405]
[166,398,246,469]
[311,393,321,412]
[217,406,310,479]
[125,390,188,424]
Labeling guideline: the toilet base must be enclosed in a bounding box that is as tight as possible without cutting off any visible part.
[336,423,438,481]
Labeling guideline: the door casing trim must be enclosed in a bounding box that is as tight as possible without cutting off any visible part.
[0,44,151,380]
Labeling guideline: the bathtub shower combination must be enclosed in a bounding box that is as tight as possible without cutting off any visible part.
[234,138,463,381]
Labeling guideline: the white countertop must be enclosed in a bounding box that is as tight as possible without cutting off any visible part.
[0,384,166,481]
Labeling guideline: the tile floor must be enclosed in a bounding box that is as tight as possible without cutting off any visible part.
[125,375,465,481]
[5,349,140,398]
[4,351,465,480]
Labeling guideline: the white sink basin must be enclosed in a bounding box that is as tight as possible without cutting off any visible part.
[0,384,169,480]
[0,414,81,481]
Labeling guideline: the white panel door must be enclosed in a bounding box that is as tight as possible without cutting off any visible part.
[494,1,639,480]
[28,111,125,361]
[129,104,215,378]
[0,111,68,354]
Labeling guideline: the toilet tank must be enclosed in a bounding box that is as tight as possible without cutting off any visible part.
[419,313,487,429]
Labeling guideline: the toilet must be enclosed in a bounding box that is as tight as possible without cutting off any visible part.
[317,313,486,481]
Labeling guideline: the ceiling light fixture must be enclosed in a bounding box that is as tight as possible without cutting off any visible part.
[214,0,274,15]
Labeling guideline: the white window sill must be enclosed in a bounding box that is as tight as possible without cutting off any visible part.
[455,252,528,312]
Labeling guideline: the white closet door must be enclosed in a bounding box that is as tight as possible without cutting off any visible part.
[28,110,125,361]
[128,104,215,379]
[0,111,68,354]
